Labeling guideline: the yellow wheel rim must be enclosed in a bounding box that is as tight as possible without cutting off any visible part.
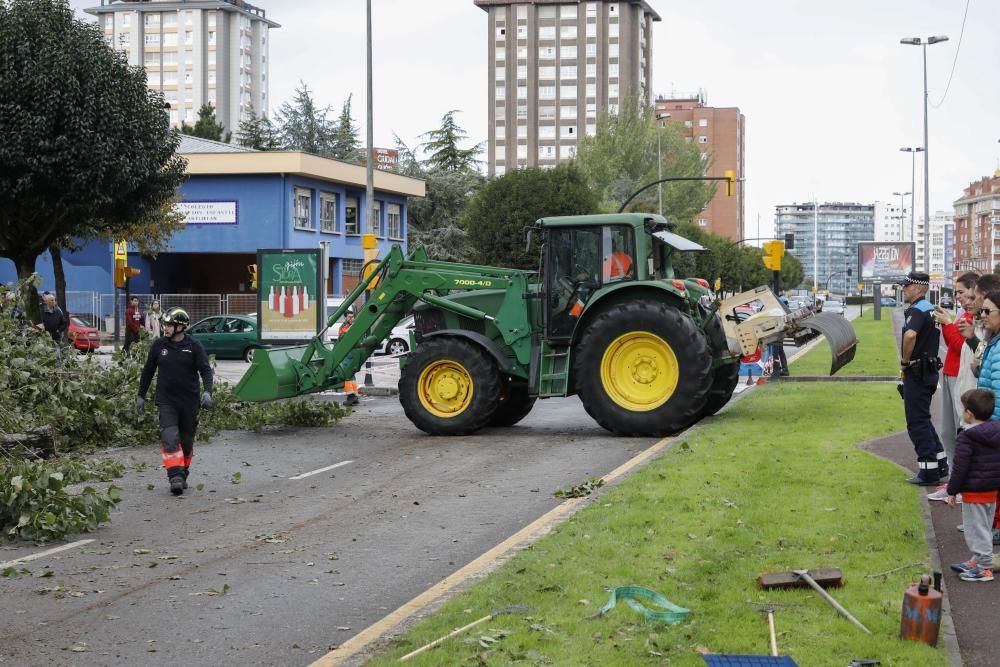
[417,359,474,418]
[600,332,679,411]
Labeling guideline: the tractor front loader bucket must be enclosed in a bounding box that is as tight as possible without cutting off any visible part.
[234,344,314,402]
[796,312,858,376]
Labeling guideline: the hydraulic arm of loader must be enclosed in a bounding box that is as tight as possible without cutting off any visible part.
[717,287,858,375]
[234,245,535,402]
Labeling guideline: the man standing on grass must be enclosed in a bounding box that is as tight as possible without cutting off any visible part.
[899,271,948,486]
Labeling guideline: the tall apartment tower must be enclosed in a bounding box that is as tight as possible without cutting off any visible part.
[775,202,875,294]
[654,92,744,240]
[85,0,279,132]
[952,171,1000,275]
[474,1,659,176]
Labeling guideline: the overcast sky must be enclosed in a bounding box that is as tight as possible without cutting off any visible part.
[71,0,999,238]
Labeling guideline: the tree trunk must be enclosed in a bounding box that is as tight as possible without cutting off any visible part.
[14,254,41,324]
[50,243,67,311]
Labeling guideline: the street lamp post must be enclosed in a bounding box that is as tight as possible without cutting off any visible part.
[655,113,671,217]
[901,35,948,272]
[900,147,923,243]
[892,190,911,241]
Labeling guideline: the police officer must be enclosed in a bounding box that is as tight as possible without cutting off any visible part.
[899,271,948,485]
[136,307,214,495]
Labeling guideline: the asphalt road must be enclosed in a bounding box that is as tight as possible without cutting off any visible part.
[0,394,654,667]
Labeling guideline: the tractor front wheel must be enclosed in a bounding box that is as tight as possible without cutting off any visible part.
[574,301,713,436]
[399,338,501,435]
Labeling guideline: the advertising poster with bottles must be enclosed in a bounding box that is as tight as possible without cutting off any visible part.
[256,249,323,342]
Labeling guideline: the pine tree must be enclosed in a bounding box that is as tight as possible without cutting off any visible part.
[181,104,228,142]
[273,81,336,157]
[235,108,279,150]
[419,110,483,173]
[329,94,361,161]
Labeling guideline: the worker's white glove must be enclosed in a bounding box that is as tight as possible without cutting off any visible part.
[200,391,213,409]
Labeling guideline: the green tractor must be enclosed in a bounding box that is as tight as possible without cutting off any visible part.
[235,213,854,436]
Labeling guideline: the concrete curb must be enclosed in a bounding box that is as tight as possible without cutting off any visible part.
[358,386,398,397]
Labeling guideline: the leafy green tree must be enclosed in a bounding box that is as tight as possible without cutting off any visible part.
[392,133,424,177]
[235,108,279,150]
[0,0,186,321]
[462,164,598,269]
[419,110,483,173]
[575,97,715,223]
[407,169,484,262]
[181,103,230,142]
[274,81,336,156]
[330,94,361,161]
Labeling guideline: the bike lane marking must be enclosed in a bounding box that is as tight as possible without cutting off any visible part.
[288,460,354,480]
[0,539,95,569]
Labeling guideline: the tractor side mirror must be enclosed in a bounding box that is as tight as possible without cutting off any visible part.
[524,227,534,253]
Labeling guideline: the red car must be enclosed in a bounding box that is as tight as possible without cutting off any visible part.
[67,314,101,352]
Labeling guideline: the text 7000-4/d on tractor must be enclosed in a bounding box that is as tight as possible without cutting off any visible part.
[235,214,856,436]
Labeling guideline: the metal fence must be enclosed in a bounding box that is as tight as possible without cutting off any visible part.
[68,293,259,332]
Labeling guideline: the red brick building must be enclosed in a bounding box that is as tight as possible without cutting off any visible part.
[654,92,745,240]
[952,171,1000,275]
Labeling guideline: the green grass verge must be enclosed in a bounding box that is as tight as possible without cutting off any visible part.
[791,310,899,376]
[367,384,945,666]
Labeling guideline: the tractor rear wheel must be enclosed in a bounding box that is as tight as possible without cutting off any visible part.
[698,307,739,418]
[399,338,501,435]
[574,301,713,436]
[490,379,537,427]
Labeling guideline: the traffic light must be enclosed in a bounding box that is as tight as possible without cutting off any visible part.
[784,232,795,250]
[248,264,258,290]
[114,258,140,289]
[847,267,853,277]
[762,240,785,271]
[724,170,736,196]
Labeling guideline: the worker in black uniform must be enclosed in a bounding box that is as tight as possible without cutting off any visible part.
[899,271,948,485]
[136,307,213,496]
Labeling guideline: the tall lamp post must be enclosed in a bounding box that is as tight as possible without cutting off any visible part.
[900,147,923,244]
[892,190,912,241]
[901,35,948,272]
[655,113,671,217]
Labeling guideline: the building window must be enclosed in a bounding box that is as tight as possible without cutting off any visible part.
[517,64,527,79]
[208,31,216,45]
[539,26,556,40]
[207,11,217,27]
[294,188,313,230]
[586,63,596,76]
[560,125,576,138]
[609,43,619,57]
[387,204,402,240]
[516,4,527,19]
[516,144,528,159]
[586,23,597,38]
[608,63,619,77]
[586,2,598,16]
[495,123,505,139]
[698,135,708,143]
[320,193,338,233]
[495,86,506,100]
[608,22,619,37]
[586,123,596,136]
[144,13,160,27]
[517,25,527,38]
[586,83,596,97]
[539,145,556,160]
[539,85,556,99]
[517,46,527,59]
[608,84,619,98]
[684,119,693,128]
[538,106,556,120]
[517,85,527,98]
[560,25,577,39]
[517,124,527,138]
[144,33,160,45]
[496,105,505,120]
[496,46,506,59]
[539,125,556,138]
[560,65,577,79]
[561,105,577,119]
[539,65,556,79]
[370,201,382,236]
[495,27,506,39]
[495,66,505,81]
[345,197,359,235]
[561,5,578,18]
[539,46,555,59]
[699,118,708,127]
[560,45,576,59]
[343,258,363,282]
[495,165,506,176]
[561,85,577,99]
[539,5,556,18]
[698,218,707,227]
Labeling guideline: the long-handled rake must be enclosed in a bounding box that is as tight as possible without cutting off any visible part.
[398,605,529,662]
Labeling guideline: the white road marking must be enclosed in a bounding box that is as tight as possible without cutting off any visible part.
[0,539,95,569]
[288,460,354,480]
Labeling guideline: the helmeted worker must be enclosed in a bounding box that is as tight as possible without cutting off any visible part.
[339,310,360,406]
[136,307,214,495]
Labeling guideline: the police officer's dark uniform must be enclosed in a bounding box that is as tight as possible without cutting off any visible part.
[137,308,213,495]
[899,272,948,485]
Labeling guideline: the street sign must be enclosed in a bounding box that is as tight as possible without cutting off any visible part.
[114,240,127,261]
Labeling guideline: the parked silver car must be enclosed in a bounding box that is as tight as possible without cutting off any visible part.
[823,300,845,315]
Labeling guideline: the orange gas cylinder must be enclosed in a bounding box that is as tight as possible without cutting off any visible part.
[900,574,942,647]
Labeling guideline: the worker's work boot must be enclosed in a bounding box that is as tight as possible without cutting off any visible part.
[182,466,190,490]
[169,476,185,496]
[344,394,360,407]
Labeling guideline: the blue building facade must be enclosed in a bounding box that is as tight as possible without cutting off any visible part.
[0,138,425,300]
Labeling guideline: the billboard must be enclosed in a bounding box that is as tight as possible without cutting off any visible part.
[256,249,324,342]
[372,147,399,171]
[857,242,915,282]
